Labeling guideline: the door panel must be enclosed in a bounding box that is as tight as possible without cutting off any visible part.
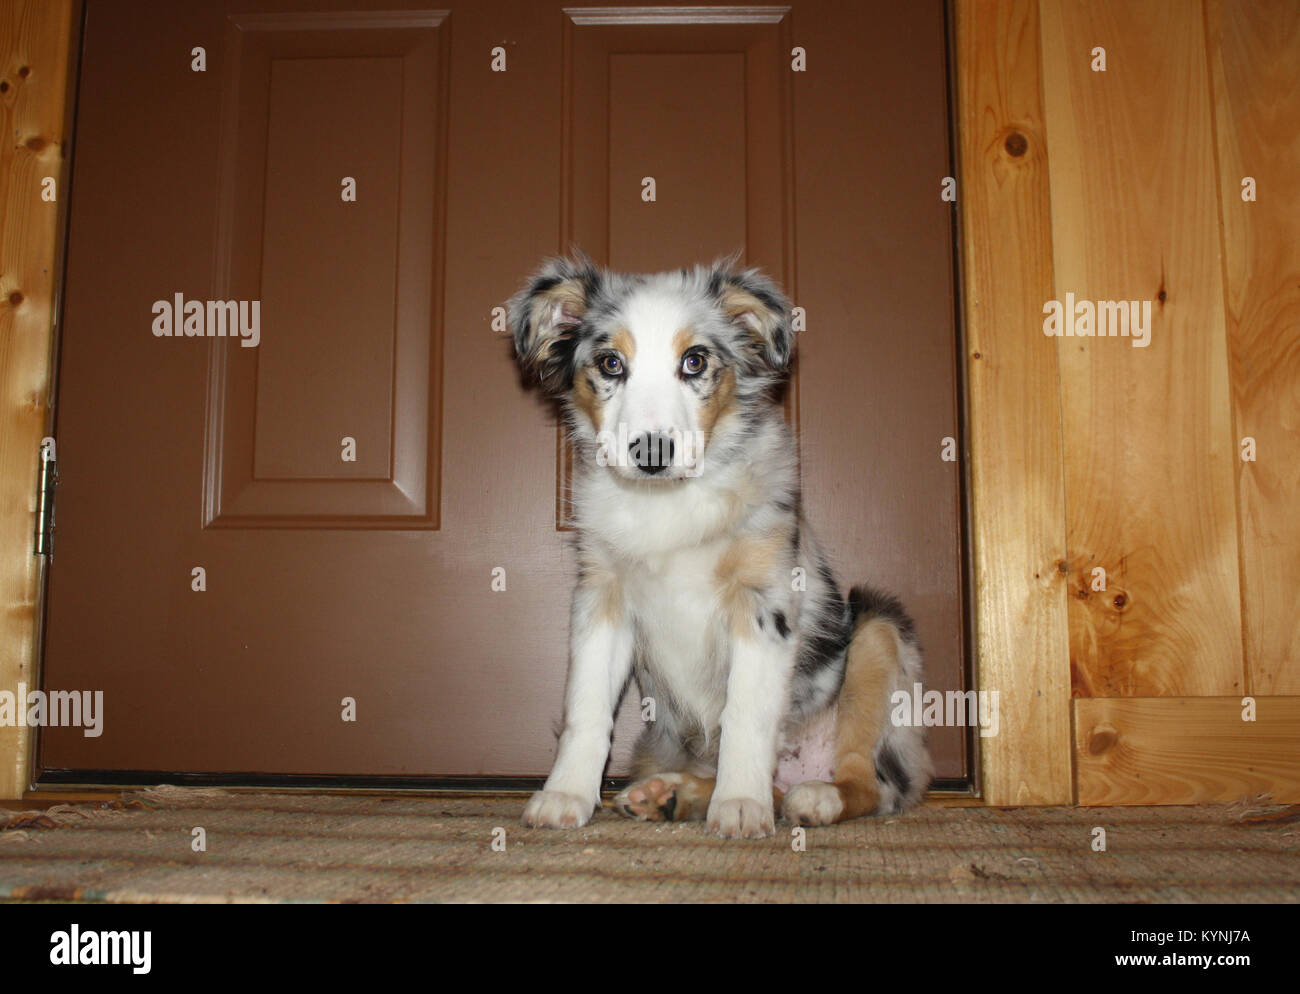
[557,10,798,532]
[207,10,446,525]
[41,0,968,784]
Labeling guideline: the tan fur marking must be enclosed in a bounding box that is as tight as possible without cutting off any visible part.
[571,370,603,429]
[829,617,898,820]
[544,279,588,319]
[699,366,737,440]
[718,286,777,347]
[667,774,713,820]
[714,532,788,639]
[672,327,695,357]
[528,280,586,357]
[612,327,636,361]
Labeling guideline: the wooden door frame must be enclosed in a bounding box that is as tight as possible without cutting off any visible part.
[0,0,79,801]
[0,0,1066,803]
[951,0,1073,804]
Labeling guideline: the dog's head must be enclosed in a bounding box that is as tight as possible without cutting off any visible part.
[508,254,793,480]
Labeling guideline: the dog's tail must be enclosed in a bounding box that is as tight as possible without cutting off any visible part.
[844,585,934,814]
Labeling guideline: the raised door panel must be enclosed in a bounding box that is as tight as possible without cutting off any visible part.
[205,12,448,527]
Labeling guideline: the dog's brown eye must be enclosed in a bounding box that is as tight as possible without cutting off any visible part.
[600,354,624,377]
[682,352,707,376]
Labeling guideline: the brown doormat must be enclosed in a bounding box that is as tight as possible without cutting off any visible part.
[1,787,1297,903]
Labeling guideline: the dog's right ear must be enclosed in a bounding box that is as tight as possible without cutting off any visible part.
[508,255,602,394]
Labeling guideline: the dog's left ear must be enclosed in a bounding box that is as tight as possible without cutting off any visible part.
[710,264,794,372]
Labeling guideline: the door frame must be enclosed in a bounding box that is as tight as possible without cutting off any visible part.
[0,0,1064,804]
[0,0,81,801]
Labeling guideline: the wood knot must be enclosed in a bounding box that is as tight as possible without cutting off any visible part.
[1112,592,1128,611]
[25,135,47,152]
[18,66,30,79]
[1057,560,1069,574]
[1088,725,1118,755]
[0,81,8,93]
[8,290,24,307]
[1004,131,1028,157]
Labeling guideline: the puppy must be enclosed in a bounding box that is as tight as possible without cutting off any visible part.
[509,254,932,839]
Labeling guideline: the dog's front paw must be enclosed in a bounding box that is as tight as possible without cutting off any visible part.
[521,789,595,829]
[707,796,774,839]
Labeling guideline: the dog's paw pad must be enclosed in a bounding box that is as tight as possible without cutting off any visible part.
[615,773,685,822]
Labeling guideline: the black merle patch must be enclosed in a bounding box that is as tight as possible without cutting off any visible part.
[848,585,919,645]
[874,741,912,798]
[660,791,677,821]
[795,589,851,679]
[772,610,790,639]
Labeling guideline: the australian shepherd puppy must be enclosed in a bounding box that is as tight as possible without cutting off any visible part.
[509,254,932,839]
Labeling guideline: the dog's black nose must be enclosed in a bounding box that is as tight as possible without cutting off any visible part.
[631,432,675,474]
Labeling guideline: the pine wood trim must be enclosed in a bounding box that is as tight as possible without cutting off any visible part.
[953,0,1073,804]
[1075,697,1300,805]
[0,0,77,799]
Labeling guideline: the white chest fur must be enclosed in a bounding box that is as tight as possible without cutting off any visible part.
[619,541,732,731]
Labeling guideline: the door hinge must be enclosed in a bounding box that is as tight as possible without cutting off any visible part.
[35,441,57,557]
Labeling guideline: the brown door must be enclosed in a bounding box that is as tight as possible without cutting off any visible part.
[40,0,968,785]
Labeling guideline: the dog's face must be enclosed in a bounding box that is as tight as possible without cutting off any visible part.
[509,256,793,480]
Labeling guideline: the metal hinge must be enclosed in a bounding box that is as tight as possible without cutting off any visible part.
[35,438,57,557]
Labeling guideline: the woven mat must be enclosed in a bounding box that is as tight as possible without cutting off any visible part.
[1,787,1297,903]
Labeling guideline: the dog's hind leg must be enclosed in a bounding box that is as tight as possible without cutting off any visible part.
[783,596,929,825]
